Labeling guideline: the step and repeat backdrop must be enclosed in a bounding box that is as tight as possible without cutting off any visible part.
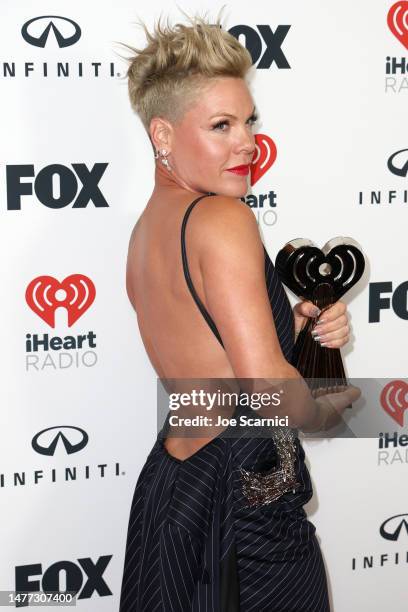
[1,1,407,610]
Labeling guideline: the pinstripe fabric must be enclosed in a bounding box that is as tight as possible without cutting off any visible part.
[119,197,330,611]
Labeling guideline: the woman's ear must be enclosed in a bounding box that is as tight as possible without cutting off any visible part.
[149,117,173,153]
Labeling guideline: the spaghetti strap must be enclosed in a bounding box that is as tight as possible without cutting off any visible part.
[180,194,225,348]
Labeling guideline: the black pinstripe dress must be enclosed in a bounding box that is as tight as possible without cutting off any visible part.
[119,195,330,612]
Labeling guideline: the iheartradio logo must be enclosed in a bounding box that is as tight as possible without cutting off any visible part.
[26,274,96,328]
[388,1,408,50]
[380,379,408,426]
[250,134,277,186]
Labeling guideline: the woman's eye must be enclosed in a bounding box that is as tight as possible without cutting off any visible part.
[212,120,229,131]
[212,115,258,131]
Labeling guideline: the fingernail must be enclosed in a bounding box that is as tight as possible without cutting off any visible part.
[316,318,326,325]
[320,343,328,347]
[312,307,321,317]
[313,335,321,342]
[311,329,319,337]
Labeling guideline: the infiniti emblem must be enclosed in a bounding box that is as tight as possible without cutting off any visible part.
[387,148,408,178]
[379,513,408,541]
[21,16,81,48]
[32,425,89,456]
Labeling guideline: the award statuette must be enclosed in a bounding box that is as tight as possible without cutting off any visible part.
[275,237,365,394]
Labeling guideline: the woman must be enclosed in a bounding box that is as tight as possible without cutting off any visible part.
[120,14,356,612]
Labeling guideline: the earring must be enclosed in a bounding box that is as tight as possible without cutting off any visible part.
[159,149,172,172]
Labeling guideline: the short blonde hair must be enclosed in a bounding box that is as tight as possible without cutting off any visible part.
[125,11,253,132]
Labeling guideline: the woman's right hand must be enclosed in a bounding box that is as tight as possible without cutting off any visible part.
[240,374,361,434]
[307,384,361,432]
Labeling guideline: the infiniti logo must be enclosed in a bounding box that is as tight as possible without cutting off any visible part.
[379,513,408,541]
[21,16,81,48]
[387,148,408,177]
[32,425,88,456]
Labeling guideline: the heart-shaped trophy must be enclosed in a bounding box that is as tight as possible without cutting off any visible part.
[275,237,365,395]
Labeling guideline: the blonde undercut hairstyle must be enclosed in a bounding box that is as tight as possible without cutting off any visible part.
[124,10,253,132]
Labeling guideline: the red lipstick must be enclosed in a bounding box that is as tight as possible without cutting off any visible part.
[226,164,250,176]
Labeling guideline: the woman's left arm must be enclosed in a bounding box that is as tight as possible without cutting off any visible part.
[293,300,350,348]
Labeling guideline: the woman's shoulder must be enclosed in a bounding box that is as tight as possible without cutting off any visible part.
[190,193,257,230]
[186,193,264,261]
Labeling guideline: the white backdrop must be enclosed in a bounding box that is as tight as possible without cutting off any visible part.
[1,1,407,610]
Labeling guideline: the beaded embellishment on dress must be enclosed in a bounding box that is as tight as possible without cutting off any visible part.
[239,428,300,508]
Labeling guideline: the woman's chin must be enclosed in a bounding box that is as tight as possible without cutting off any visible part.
[226,176,249,199]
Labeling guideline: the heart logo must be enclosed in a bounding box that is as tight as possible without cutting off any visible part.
[387,1,408,50]
[26,274,96,327]
[275,237,365,303]
[380,380,408,426]
[250,133,277,186]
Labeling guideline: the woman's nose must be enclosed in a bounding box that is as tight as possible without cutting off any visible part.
[236,127,256,157]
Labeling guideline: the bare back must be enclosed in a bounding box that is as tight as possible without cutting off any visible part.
[126,189,236,379]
